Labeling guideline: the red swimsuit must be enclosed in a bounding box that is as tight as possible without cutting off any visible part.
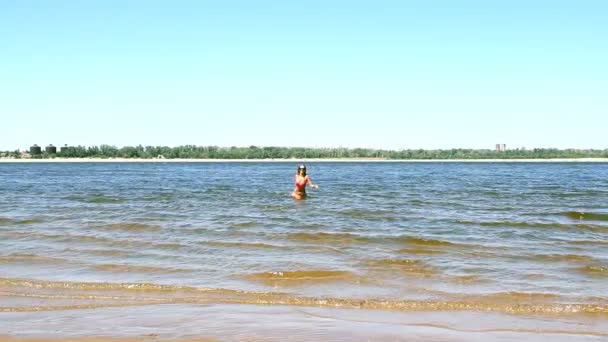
[295,177,307,190]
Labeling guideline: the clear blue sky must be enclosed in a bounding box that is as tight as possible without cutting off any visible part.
[1,0,606,150]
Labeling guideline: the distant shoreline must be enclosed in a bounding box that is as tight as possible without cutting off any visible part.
[1,157,607,163]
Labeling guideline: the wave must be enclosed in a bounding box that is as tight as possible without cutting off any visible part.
[6,231,103,243]
[138,193,175,202]
[562,211,608,222]
[269,217,294,223]
[63,233,149,248]
[457,219,608,232]
[14,217,45,224]
[286,233,463,249]
[0,277,217,293]
[398,247,446,255]
[365,258,420,266]
[155,243,187,250]
[246,270,356,285]
[480,291,559,302]
[366,259,437,277]
[458,219,551,228]
[297,223,328,229]
[80,249,131,256]
[565,239,608,246]
[521,254,596,263]
[74,235,150,248]
[31,232,153,248]
[396,236,458,247]
[0,217,45,225]
[1,277,607,315]
[202,241,285,250]
[337,209,400,222]
[202,241,346,255]
[64,194,128,204]
[93,263,193,274]
[86,196,127,204]
[408,199,431,206]
[104,223,162,232]
[451,275,484,284]
[287,232,368,244]
[232,221,258,228]
[0,303,145,313]
[0,253,69,264]
[575,265,608,277]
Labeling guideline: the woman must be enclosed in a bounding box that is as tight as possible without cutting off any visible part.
[292,164,318,200]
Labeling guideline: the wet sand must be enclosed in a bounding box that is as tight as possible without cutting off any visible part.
[0,337,209,342]
[2,304,607,342]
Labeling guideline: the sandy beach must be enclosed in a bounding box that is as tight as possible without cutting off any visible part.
[1,157,607,163]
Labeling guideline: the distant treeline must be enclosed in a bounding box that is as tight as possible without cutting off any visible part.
[3,145,608,159]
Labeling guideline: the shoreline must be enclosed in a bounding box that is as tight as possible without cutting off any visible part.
[1,157,608,163]
[2,303,606,341]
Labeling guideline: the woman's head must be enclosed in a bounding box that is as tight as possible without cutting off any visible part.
[297,164,307,176]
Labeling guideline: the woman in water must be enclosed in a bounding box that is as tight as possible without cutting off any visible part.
[292,164,318,200]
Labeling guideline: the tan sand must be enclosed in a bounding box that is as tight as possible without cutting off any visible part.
[0,337,217,342]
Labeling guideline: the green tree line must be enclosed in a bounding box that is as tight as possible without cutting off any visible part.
[3,145,607,159]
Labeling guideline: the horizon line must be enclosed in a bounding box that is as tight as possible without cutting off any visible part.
[3,144,608,152]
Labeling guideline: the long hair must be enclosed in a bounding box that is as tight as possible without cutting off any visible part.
[297,164,307,176]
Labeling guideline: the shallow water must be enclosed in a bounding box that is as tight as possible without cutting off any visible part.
[1,162,607,338]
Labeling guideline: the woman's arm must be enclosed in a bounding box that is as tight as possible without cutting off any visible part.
[306,176,318,189]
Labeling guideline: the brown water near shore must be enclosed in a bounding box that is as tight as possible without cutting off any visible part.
[2,277,607,315]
